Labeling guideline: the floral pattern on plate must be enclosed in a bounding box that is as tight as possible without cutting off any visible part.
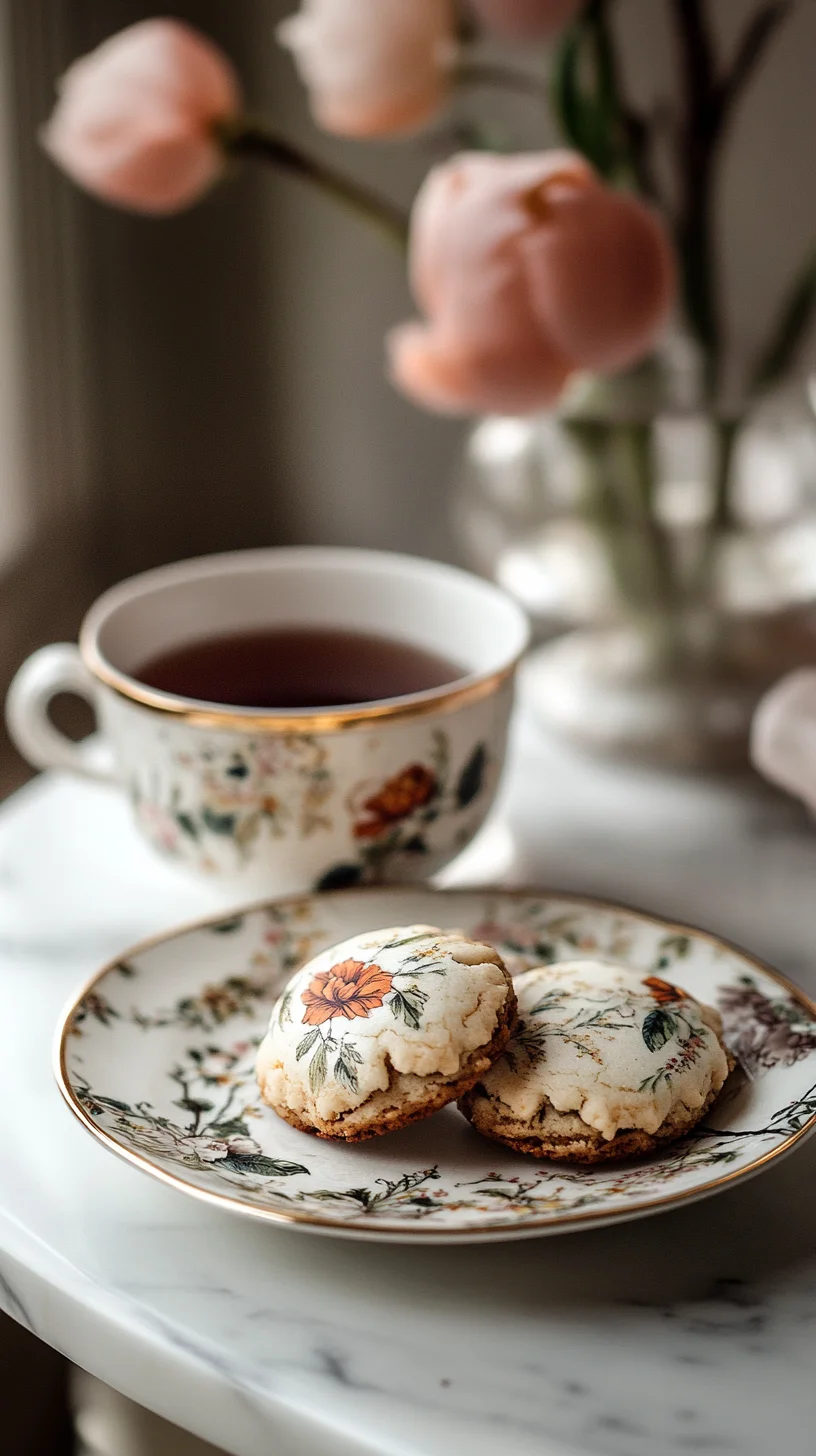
[56,889,816,1243]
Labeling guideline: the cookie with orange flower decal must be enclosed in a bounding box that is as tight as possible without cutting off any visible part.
[256,925,516,1141]
[460,961,734,1163]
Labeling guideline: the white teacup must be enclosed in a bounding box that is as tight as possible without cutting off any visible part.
[6,547,529,893]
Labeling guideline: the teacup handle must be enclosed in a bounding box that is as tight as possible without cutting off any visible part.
[5,644,117,783]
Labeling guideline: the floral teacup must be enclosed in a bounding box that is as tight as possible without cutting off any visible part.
[6,547,529,893]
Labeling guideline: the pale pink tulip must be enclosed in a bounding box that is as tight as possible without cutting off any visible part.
[469,0,583,38]
[42,20,241,214]
[389,151,676,416]
[278,0,456,138]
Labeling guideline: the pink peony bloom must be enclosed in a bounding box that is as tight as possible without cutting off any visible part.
[42,20,241,214]
[468,0,583,38]
[389,151,676,416]
[278,0,456,138]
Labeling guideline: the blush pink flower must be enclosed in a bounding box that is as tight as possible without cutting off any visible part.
[278,0,456,138]
[389,151,676,416]
[42,20,241,215]
[468,0,582,38]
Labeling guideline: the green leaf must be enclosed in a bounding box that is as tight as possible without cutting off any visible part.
[309,1040,327,1092]
[219,1154,308,1177]
[202,808,237,836]
[642,1008,678,1054]
[456,744,488,810]
[174,1097,215,1114]
[382,931,436,952]
[551,10,629,182]
[277,989,293,1026]
[551,24,611,174]
[661,935,691,960]
[430,729,450,786]
[176,812,200,840]
[84,1093,131,1113]
[296,1029,320,1061]
[389,988,427,1032]
[751,248,816,394]
[334,1049,359,1094]
[211,915,245,934]
[315,863,363,892]
[116,961,136,979]
[552,29,587,154]
[207,1118,250,1138]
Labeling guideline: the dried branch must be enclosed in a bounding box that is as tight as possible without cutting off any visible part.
[750,246,816,395]
[716,2,794,126]
[669,0,722,378]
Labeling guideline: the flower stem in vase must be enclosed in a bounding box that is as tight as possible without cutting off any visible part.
[566,417,685,672]
[711,418,740,535]
[686,414,742,613]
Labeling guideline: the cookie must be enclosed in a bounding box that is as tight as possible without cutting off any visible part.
[459,960,732,1163]
[256,924,516,1141]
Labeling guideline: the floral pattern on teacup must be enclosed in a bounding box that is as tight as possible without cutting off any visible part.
[316,732,490,891]
[129,734,333,868]
[124,723,494,888]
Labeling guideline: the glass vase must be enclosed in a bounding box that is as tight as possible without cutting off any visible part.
[454,366,816,769]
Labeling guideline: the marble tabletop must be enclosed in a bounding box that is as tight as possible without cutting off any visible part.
[2,710,816,1456]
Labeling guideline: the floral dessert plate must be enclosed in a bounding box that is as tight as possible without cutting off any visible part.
[56,887,816,1244]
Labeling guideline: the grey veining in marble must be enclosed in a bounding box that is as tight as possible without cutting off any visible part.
[1,718,816,1456]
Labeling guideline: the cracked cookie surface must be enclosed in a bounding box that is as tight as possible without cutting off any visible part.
[256,924,516,1141]
[460,960,732,1163]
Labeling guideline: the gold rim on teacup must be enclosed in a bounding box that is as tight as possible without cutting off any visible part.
[78,641,520,734]
[78,546,530,735]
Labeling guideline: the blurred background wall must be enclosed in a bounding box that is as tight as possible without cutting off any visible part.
[5,1,816,591]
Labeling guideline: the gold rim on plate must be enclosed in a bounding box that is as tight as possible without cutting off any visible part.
[54,886,816,1240]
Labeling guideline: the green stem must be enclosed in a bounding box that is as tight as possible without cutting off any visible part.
[222,123,409,248]
[711,418,739,533]
[565,420,632,606]
[688,416,742,603]
[565,419,676,624]
[616,422,677,615]
[553,1,662,201]
[586,0,660,198]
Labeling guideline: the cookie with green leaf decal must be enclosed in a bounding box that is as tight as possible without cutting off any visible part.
[460,961,734,1163]
[256,925,516,1141]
